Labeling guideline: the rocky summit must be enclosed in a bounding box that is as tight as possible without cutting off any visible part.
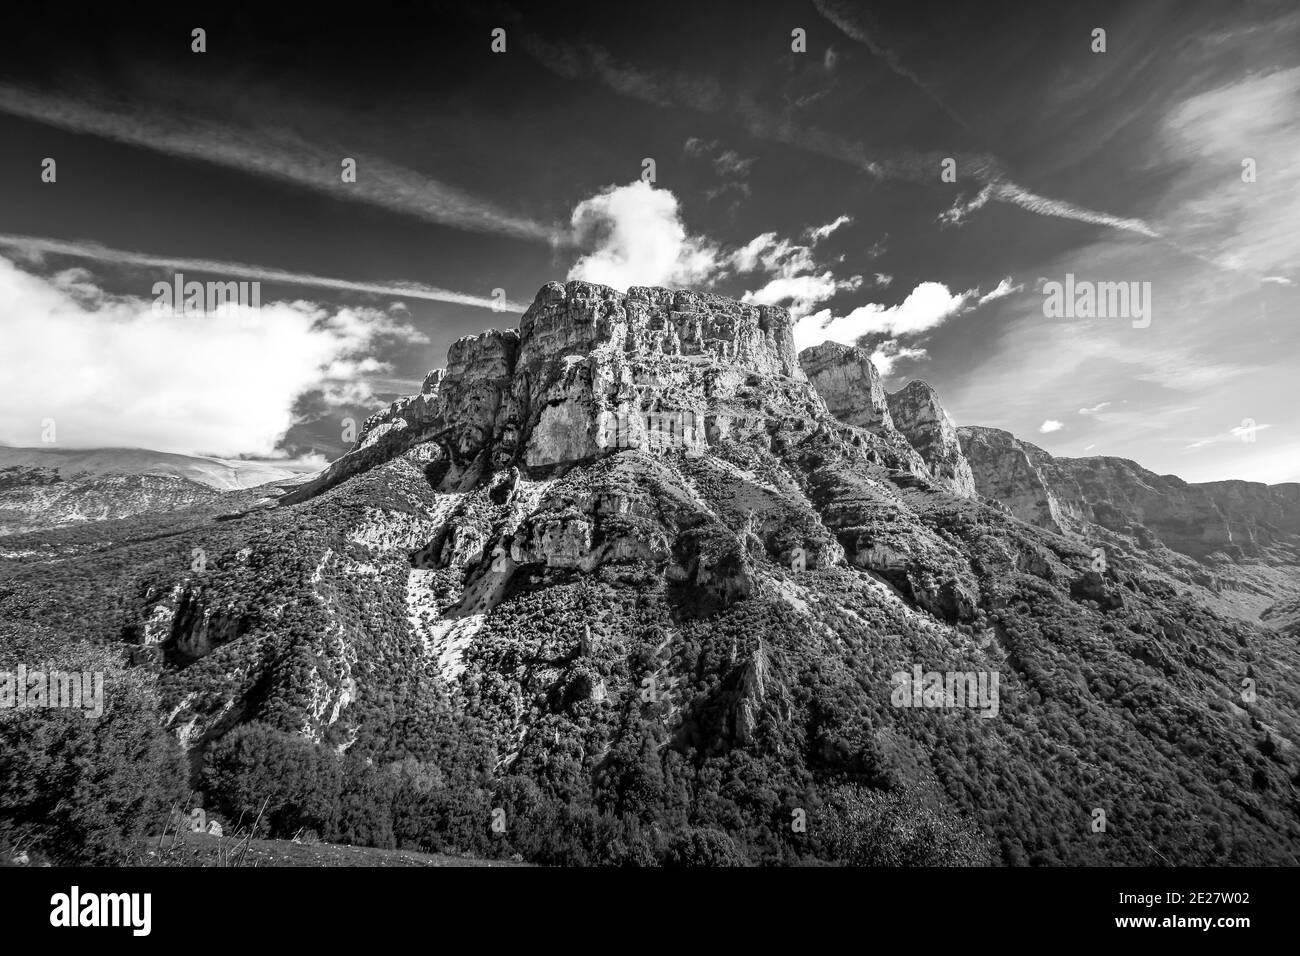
[3,281,1299,867]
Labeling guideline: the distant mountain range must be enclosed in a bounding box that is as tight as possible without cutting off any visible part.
[0,446,319,538]
[0,446,318,490]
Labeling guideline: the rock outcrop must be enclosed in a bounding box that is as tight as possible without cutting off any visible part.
[957,426,1084,533]
[799,342,893,430]
[285,281,823,503]
[959,425,1300,563]
[885,381,976,498]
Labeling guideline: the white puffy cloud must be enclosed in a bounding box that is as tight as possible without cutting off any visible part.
[567,181,721,290]
[1039,419,1064,433]
[742,272,863,319]
[564,185,865,319]
[869,340,928,377]
[792,281,973,350]
[730,232,816,277]
[0,255,418,458]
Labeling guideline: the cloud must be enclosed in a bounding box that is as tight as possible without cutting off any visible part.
[1039,420,1064,433]
[0,83,559,243]
[1185,422,1273,450]
[869,341,929,377]
[731,227,863,316]
[742,272,860,318]
[874,272,894,288]
[517,30,1158,242]
[939,182,1159,238]
[812,0,971,132]
[0,234,526,311]
[793,281,973,350]
[938,186,992,228]
[988,182,1159,239]
[565,184,861,310]
[684,137,757,185]
[566,181,721,290]
[805,215,853,243]
[1157,66,1300,275]
[1078,401,1112,415]
[730,232,816,277]
[977,276,1022,305]
[0,255,418,457]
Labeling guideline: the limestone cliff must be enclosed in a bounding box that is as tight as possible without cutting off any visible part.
[798,342,893,430]
[286,281,825,503]
[958,424,1300,563]
[884,381,977,498]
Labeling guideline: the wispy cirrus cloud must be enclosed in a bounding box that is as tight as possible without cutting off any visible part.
[977,276,1022,305]
[0,83,561,243]
[516,29,1161,242]
[1185,422,1272,450]
[939,181,1159,238]
[0,234,526,311]
[812,0,971,132]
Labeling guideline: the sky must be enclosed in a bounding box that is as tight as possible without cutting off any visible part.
[0,0,1296,482]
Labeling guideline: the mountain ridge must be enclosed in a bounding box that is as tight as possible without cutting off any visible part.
[4,280,1298,867]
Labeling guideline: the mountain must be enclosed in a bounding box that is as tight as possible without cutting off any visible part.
[957,425,1300,623]
[3,280,1298,867]
[0,447,319,539]
[0,446,316,491]
[0,466,218,538]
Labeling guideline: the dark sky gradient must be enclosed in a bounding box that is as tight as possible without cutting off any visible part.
[1,0,1296,480]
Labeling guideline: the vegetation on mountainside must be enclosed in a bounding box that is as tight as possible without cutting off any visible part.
[1,430,1298,867]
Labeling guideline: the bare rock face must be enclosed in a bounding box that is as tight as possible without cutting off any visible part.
[507,282,810,469]
[284,281,822,502]
[1193,480,1300,540]
[957,426,1084,533]
[798,342,893,430]
[884,381,976,498]
[1050,458,1294,560]
[958,425,1300,563]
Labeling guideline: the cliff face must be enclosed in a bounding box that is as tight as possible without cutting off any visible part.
[1053,458,1300,560]
[286,281,823,503]
[511,282,810,469]
[957,425,1300,563]
[884,381,976,498]
[956,426,1086,533]
[799,341,893,430]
